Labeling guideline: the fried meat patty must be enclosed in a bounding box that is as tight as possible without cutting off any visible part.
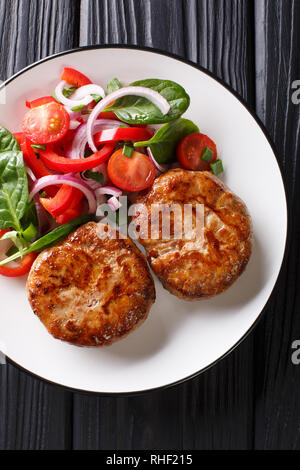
[27,222,155,346]
[134,169,252,300]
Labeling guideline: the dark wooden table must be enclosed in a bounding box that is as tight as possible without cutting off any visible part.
[0,0,299,450]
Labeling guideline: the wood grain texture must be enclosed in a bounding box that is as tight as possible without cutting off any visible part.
[254,0,300,450]
[0,0,81,450]
[74,0,255,450]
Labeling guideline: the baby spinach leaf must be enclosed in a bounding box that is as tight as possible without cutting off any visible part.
[0,214,94,266]
[21,199,38,231]
[0,126,21,152]
[106,77,122,95]
[134,118,199,164]
[105,79,190,125]
[0,151,28,231]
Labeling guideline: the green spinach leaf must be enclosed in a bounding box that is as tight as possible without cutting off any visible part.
[105,79,190,125]
[0,151,28,231]
[0,126,21,152]
[0,214,94,266]
[106,77,122,95]
[134,118,199,164]
[21,199,38,231]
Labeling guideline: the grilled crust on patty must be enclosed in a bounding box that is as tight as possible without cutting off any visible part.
[26,222,155,346]
[133,169,252,300]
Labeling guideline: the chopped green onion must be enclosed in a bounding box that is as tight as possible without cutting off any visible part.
[123,145,134,158]
[62,86,77,98]
[81,109,92,115]
[201,146,213,163]
[71,104,87,112]
[83,170,104,184]
[22,223,37,242]
[91,94,102,103]
[31,144,46,150]
[210,159,224,176]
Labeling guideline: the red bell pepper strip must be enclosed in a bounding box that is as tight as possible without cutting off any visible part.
[39,143,115,173]
[56,199,84,225]
[94,127,154,145]
[0,252,36,277]
[20,136,81,211]
[20,138,58,197]
[61,67,92,88]
[40,185,83,218]
[26,96,56,109]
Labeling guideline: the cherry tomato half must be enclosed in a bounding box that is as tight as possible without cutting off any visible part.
[177,132,217,171]
[23,102,70,144]
[108,149,155,192]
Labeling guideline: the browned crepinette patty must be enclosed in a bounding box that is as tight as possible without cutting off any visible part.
[133,169,252,300]
[27,222,155,346]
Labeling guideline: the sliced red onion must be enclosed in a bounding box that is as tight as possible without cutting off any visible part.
[55,81,94,108]
[69,119,124,159]
[69,119,81,130]
[108,196,122,211]
[87,86,171,152]
[147,147,169,173]
[29,175,97,214]
[26,166,36,182]
[95,186,122,197]
[71,84,105,101]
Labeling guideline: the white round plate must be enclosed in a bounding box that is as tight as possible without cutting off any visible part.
[0,46,287,394]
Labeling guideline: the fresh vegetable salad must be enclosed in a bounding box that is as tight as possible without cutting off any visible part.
[0,67,223,276]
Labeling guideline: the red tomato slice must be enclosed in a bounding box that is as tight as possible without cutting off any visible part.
[23,102,70,144]
[61,67,92,87]
[0,252,36,277]
[107,149,155,192]
[26,96,56,109]
[177,133,217,171]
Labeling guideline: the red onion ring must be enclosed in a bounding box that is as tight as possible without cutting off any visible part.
[95,186,122,198]
[108,196,122,211]
[87,86,171,152]
[69,119,124,159]
[55,81,94,108]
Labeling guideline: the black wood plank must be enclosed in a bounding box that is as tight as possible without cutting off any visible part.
[0,0,81,450]
[254,0,300,450]
[74,0,255,450]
